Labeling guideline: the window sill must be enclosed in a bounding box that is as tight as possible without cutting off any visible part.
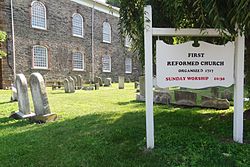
[73,34,84,38]
[102,41,112,44]
[31,67,50,70]
[103,71,111,73]
[72,69,85,72]
[32,26,47,31]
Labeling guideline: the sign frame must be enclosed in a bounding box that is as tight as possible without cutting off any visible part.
[144,5,245,149]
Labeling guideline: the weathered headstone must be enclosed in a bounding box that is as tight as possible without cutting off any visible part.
[136,76,145,101]
[95,83,100,90]
[30,73,57,123]
[68,76,75,93]
[211,87,220,98]
[221,89,233,101]
[154,89,171,105]
[94,76,103,86]
[77,75,83,89]
[64,78,70,93]
[104,78,112,87]
[174,90,197,106]
[139,76,145,97]
[10,84,18,101]
[201,96,230,110]
[118,76,125,89]
[10,74,35,119]
[72,76,77,89]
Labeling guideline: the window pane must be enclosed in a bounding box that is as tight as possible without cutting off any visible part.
[72,14,83,37]
[73,52,84,70]
[125,58,132,73]
[103,22,111,43]
[33,46,47,68]
[102,55,111,72]
[31,2,46,29]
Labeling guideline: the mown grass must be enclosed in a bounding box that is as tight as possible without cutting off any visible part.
[0,83,250,167]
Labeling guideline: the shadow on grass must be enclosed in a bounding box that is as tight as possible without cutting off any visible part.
[0,105,249,166]
[0,101,16,105]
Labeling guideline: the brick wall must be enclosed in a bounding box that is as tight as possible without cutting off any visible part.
[0,0,141,88]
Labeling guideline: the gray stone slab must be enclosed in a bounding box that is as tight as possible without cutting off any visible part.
[118,76,124,89]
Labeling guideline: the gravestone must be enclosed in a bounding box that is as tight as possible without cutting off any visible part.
[30,73,57,123]
[77,75,83,89]
[211,87,220,98]
[72,76,77,89]
[64,78,70,93]
[154,89,171,105]
[174,90,197,106]
[10,84,18,101]
[104,78,112,87]
[201,96,230,110]
[10,74,35,119]
[221,89,233,101]
[118,76,124,89]
[136,76,145,101]
[94,76,103,86]
[68,76,75,93]
[95,83,100,90]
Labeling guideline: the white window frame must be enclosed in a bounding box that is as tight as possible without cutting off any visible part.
[72,52,84,71]
[125,35,132,48]
[72,13,84,38]
[103,22,111,43]
[102,55,111,72]
[32,45,48,69]
[31,1,47,30]
[125,58,132,73]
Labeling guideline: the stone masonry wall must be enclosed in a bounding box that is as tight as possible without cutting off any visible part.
[0,0,141,88]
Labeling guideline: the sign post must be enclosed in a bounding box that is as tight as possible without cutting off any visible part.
[144,5,245,149]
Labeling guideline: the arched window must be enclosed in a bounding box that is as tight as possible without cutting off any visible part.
[72,52,84,70]
[102,55,111,72]
[72,13,84,37]
[31,1,47,30]
[103,22,111,43]
[125,58,132,73]
[33,45,48,69]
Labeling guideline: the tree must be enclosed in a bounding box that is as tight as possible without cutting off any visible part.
[106,0,120,7]
[119,0,250,65]
[0,31,7,58]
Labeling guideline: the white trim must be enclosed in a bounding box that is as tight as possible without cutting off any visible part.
[103,22,111,43]
[71,0,120,17]
[31,1,47,30]
[102,55,111,72]
[32,45,48,69]
[72,52,84,71]
[72,13,84,38]
[125,57,132,73]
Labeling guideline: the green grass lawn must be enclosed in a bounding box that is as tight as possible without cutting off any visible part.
[0,83,250,167]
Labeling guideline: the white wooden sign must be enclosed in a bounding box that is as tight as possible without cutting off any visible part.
[144,5,245,149]
[156,40,235,89]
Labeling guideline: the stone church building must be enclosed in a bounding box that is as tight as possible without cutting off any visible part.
[0,0,141,89]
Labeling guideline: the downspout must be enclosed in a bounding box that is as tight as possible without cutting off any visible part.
[91,0,95,83]
[10,0,16,81]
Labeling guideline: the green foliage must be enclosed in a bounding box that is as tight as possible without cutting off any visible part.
[106,0,120,7]
[120,0,250,66]
[0,84,250,166]
[0,31,7,58]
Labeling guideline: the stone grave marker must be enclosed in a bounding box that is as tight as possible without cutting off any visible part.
[118,76,125,89]
[10,74,35,119]
[64,78,70,93]
[68,76,75,93]
[10,84,18,101]
[174,90,197,106]
[72,76,77,89]
[95,83,100,90]
[29,73,57,123]
[201,96,230,109]
[104,78,112,87]
[221,89,233,101]
[77,75,83,89]
[136,76,145,101]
